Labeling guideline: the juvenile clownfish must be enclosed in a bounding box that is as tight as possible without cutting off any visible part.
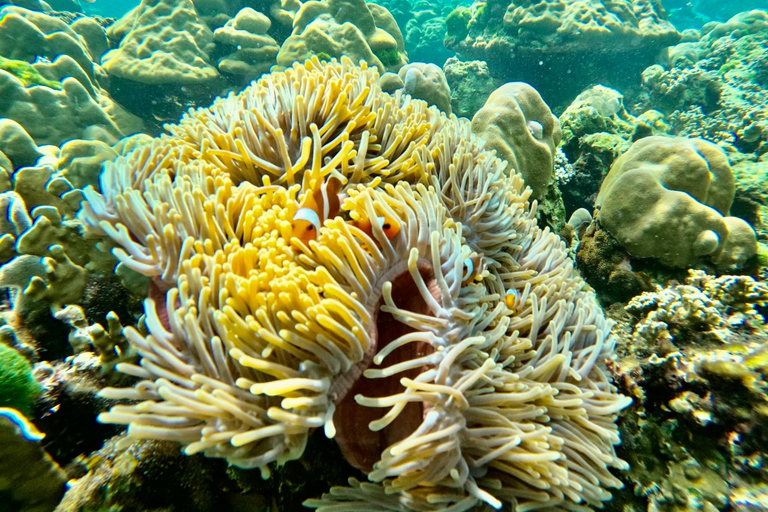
[505,289,521,312]
[352,216,401,245]
[292,176,342,244]
[461,254,484,286]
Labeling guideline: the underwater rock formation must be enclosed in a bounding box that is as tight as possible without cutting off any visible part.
[446,0,681,106]
[0,408,67,512]
[80,57,629,511]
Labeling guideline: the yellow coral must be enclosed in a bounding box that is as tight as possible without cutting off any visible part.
[81,57,629,511]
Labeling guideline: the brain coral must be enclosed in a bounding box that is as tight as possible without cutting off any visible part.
[595,136,757,269]
[81,57,629,511]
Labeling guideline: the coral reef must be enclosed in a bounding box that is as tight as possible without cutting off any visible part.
[558,85,638,215]
[212,7,280,79]
[443,57,499,119]
[731,160,768,263]
[605,270,768,512]
[0,342,41,415]
[471,82,562,200]
[398,62,451,114]
[402,1,452,66]
[595,136,757,269]
[103,0,219,85]
[576,222,653,306]
[627,270,768,349]
[633,10,768,156]
[0,6,143,145]
[446,0,680,106]
[369,0,459,67]
[276,0,408,73]
[0,121,141,377]
[80,57,629,511]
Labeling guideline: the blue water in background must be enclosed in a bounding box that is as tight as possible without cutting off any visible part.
[665,0,768,29]
[65,0,768,28]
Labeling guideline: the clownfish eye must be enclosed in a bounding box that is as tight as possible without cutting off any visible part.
[307,225,315,231]
[383,222,391,230]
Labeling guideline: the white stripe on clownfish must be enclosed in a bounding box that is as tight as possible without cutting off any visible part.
[505,289,521,312]
[461,254,485,286]
[292,176,342,244]
[293,207,321,231]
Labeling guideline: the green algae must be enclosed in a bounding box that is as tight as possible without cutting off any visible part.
[445,7,471,40]
[374,48,401,67]
[0,56,62,90]
[0,342,41,416]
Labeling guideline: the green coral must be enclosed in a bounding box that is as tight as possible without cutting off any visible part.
[756,242,768,267]
[0,342,41,416]
[0,56,61,90]
[374,48,401,68]
[719,60,740,74]
[315,52,332,62]
[474,3,486,23]
[445,7,471,39]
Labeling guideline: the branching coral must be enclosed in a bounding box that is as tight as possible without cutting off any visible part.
[80,56,629,511]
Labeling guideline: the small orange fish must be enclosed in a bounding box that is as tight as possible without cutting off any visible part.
[352,216,400,245]
[505,289,521,312]
[292,176,342,244]
[461,254,484,286]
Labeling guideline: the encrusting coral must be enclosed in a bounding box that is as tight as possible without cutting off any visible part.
[626,269,768,348]
[80,56,629,511]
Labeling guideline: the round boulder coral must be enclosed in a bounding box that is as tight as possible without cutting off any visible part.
[595,136,757,269]
[81,57,629,511]
[471,82,562,199]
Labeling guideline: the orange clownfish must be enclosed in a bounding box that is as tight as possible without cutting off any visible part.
[292,176,342,244]
[461,254,485,286]
[352,216,401,245]
[505,289,521,312]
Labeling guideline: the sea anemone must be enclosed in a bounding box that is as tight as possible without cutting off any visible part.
[79,56,630,511]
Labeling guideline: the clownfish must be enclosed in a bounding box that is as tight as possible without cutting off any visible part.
[461,254,485,286]
[505,289,521,312]
[292,176,342,244]
[352,216,401,245]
